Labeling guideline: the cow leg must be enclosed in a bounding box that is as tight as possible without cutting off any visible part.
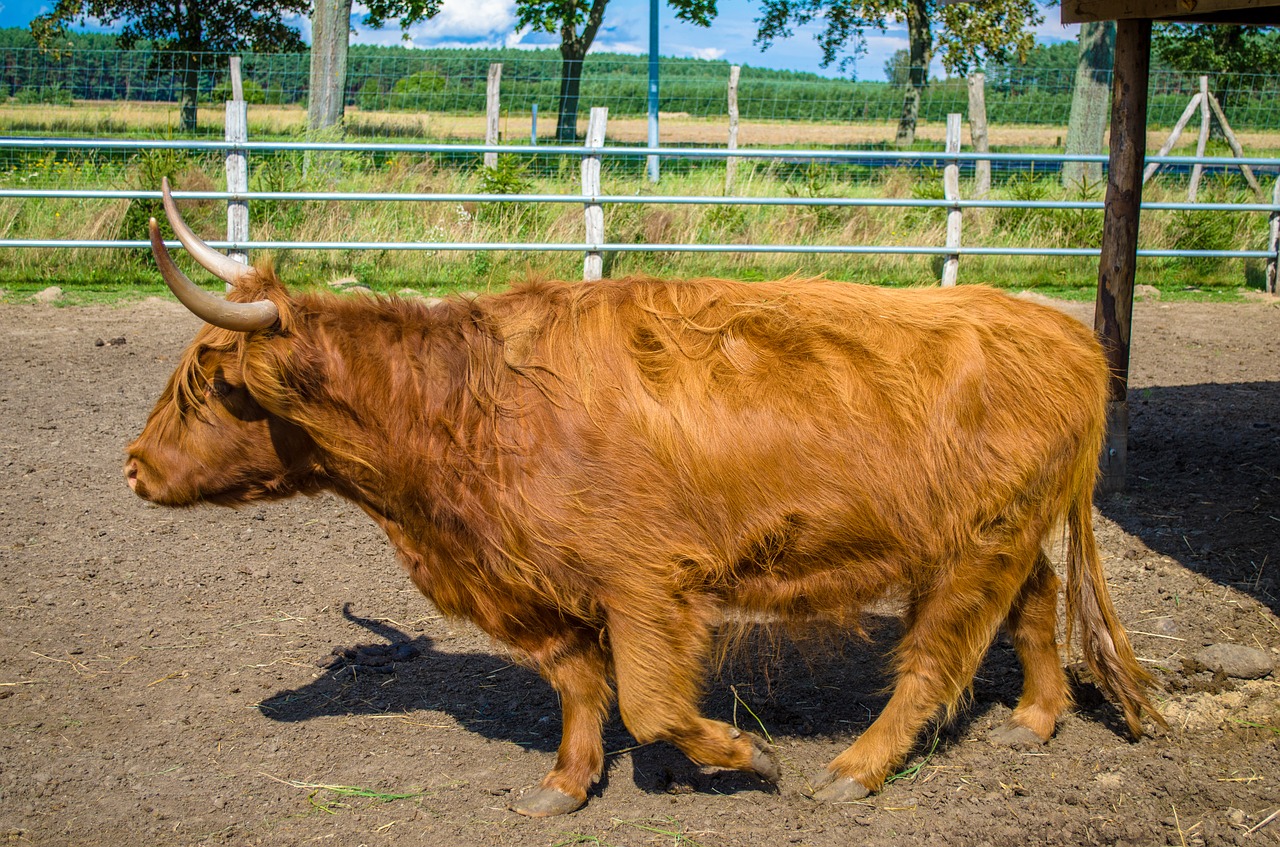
[607,608,780,784]
[990,551,1070,748]
[811,548,1036,803]
[512,633,615,817]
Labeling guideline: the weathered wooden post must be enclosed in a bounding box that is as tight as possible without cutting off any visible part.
[942,113,962,287]
[1188,75,1210,202]
[726,65,740,195]
[485,63,502,169]
[966,73,990,197]
[1094,18,1152,493]
[1267,177,1280,294]
[1142,90,1202,184]
[225,56,249,269]
[1206,90,1263,196]
[582,107,608,281]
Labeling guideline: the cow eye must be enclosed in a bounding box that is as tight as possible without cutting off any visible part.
[207,377,233,399]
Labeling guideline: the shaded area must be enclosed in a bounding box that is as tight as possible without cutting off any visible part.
[257,605,1140,801]
[1101,380,1280,616]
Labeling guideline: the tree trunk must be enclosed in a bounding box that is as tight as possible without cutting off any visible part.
[177,4,203,134]
[556,52,586,142]
[894,0,932,147]
[308,0,354,133]
[554,0,609,143]
[1063,20,1114,188]
[180,59,199,133]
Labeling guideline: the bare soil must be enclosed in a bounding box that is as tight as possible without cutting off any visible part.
[1,292,1278,847]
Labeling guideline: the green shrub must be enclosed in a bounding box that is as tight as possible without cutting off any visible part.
[1170,206,1242,272]
[13,85,73,105]
[208,77,266,104]
[389,69,447,111]
[477,155,538,234]
[358,78,383,111]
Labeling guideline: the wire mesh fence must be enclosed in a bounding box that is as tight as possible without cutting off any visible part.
[7,45,1280,142]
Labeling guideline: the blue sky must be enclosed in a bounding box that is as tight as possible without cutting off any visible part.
[0,0,1079,80]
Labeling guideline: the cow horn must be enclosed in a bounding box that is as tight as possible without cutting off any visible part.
[161,177,255,286]
[150,179,279,332]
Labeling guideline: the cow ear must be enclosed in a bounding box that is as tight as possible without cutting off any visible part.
[221,260,299,335]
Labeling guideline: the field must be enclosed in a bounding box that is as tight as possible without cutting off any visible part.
[11,100,1280,151]
[0,291,1277,846]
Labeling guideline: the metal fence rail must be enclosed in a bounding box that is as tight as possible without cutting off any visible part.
[3,132,1279,295]
[0,136,1276,259]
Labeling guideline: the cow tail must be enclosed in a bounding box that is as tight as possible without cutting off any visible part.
[1064,485,1168,738]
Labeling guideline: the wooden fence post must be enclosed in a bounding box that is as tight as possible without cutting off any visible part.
[225,56,249,270]
[582,107,608,281]
[1188,75,1209,202]
[942,113,961,287]
[726,65,740,195]
[1267,176,1280,295]
[1094,18,1152,494]
[1142,91,1202,184]
[966,73,990,198]
[485,63,502,169]
[1206,91,1263,197]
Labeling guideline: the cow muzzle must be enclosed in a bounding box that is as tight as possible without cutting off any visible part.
[124,457,140,492]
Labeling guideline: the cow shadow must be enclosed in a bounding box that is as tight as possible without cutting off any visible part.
[1097,381,1280,617]
[258,606,1056,800]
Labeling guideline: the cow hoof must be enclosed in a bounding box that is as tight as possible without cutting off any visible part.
[747,733,781,783]
[510,787,585,818]
[989,722,1048,750]
[808,771,871,804]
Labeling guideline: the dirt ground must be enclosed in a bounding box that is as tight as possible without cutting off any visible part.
[1,289,1278,847]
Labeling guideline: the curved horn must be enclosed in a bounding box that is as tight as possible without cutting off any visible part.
[161,176,256,287]
[149,217,279,332]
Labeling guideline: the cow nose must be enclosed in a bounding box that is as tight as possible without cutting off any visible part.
[124,458,139,491]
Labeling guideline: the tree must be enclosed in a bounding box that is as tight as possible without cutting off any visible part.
[30,0,307,132]
[755,0,1042,145]
[883,48,910,86]
[1062,21,1114,188]
[346,0,712,141]
[516,0,716,141]
[1153,23,1280,138]
[308,0,440,132]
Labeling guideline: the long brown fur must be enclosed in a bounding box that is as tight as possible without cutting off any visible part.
[126,269,1164,812]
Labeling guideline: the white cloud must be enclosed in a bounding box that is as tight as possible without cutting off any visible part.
[681,46,725,61]
[348,0,517,47]
[590,37,645,55]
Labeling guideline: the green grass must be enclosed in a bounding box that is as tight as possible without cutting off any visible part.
[0,148,1269,303]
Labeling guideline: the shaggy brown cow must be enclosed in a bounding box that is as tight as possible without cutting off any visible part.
[126,180,1164,817]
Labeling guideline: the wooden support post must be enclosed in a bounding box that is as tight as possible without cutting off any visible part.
[966,73,990,198]
[229,55,243,102]
[1206,92,1263,197]
[582,107,608,281]
[1188,75,1209,203]
[1143,92,1201,185]
[725,65,740,195]
[942,113,961,287]
[485,63,502,169]
[1267,176,1280,295]
[1094,18,1151,494]
[225,56,248,270]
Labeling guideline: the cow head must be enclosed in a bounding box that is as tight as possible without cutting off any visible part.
[124,179,321,507]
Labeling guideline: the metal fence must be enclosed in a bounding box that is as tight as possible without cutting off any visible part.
[7,46,1280,139]
[1,135,1277,287]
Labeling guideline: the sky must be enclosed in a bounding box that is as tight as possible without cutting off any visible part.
[0,0,1080,81]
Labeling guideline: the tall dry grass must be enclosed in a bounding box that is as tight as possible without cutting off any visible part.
[0,106,1271,296]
